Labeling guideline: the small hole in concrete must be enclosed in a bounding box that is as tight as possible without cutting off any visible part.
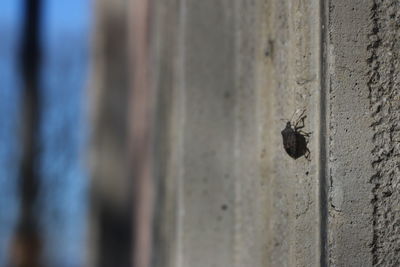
[383,191,392,197]
[305,171,309,176]
[221,204,228,211]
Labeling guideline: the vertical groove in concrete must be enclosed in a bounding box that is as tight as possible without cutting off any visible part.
[367,1,400,266]
[319,0,329,265]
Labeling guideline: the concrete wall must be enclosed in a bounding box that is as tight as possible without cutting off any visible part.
[326,1,374,266]
[150,0,400,266]
[328,0,400,266]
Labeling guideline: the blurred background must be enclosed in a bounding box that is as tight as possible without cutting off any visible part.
[0,0,147,266]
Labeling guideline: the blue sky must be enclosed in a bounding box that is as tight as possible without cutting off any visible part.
[0,0,92,32]
[44,0,92,33]
[0,0,93,265]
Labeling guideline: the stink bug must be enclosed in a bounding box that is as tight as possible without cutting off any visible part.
[281,109,311,160]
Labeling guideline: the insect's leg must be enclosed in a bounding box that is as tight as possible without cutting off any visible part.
[293,108,306,128]
[297,107,306,118]
[289,109,298,124]
[294,115,306,130]
[298,130,312,137]
[304,148,311,161]
[300,131,312,144]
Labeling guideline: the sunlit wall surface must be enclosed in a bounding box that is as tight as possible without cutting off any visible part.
[0,0,92,266]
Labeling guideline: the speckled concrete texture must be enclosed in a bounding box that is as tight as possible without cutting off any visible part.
[326,0,375,266]
[261,0,322,266]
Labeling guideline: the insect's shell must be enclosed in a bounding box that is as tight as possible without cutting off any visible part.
[281,122,307,159]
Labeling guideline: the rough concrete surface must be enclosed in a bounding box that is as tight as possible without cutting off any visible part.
[368,1,400,266]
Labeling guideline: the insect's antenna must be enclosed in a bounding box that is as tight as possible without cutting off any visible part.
[289,110,297,123]
[297,107,307,118]
[292,107,307,122]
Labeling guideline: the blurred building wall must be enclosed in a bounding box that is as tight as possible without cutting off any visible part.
[89,0,133,266]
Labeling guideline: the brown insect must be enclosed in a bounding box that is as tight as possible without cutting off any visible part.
[281,109,311,160]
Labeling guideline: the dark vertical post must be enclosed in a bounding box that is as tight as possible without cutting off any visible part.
[12,0,42,266]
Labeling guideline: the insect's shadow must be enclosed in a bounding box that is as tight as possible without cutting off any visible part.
[281,110,312,161]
